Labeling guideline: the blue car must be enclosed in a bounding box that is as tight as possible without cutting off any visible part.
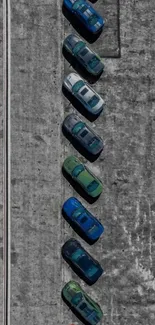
[62,238,103,284]
[62,197,104,242]
[63,0,104,34]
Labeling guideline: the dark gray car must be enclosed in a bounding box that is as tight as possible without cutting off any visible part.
[62,113,104,156]
[63,34,104,76]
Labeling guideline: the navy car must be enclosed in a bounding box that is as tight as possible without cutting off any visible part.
[62,113,104,156]
[63,73,104,116]
[63,34,104,77]
[63,0,104,34]
[62,197,104,242]
[62,238,103,284]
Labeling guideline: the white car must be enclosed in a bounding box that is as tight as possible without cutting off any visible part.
[63,72,104,116]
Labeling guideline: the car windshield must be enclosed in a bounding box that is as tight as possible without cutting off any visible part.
[71,292,83,306]
[72,80,85,93]
[71,248,83,261]
[73,252,93,272]
[72,0,83,10]
[87,180,99,192]
[88,95,99,108]
[72,122,85,135]
[88,14,99,26]
[72,207,85,218]
[78,4,88,13]
[88,56,100,69]
[72,164,85,177]
[73,41,85,55]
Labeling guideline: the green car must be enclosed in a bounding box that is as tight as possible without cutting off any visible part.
[62,280,103,325]
[63,155,103,198]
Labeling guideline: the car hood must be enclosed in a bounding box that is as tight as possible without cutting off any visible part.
[63,156,81,174]
[64,34,81,51]
[63,72,81,91]
[63,197,81,216]
[63,113,81,133]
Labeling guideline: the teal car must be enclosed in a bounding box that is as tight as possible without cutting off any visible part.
[63,155,103,198]
[62,280,103,325]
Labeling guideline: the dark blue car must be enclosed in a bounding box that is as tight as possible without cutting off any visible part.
[62,238,103,284]
[62,197,104,242]
[63,0,104,34]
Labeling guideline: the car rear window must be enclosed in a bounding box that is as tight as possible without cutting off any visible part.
[88,56,100,69]
[88,138,100,148]
[87,180,99,192]
[87,265,98,277]
[88,95,99,107]
[88,14,99,26]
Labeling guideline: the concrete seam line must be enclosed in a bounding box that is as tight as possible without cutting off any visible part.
[3,1,11,325]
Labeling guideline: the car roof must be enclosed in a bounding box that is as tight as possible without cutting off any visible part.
[77,84,96,102]
[77,45,94,63]
[77,169,96,186]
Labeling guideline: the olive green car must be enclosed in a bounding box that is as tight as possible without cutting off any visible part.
[63,155,103,198]
[62,280,103,325]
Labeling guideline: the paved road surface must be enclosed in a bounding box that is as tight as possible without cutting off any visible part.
[10,1,155,325]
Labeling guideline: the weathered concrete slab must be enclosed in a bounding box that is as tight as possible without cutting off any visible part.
[11,0,155,325]
[0,0,3,322]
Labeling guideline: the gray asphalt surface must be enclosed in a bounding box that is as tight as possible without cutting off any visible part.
[9,0,155,325]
